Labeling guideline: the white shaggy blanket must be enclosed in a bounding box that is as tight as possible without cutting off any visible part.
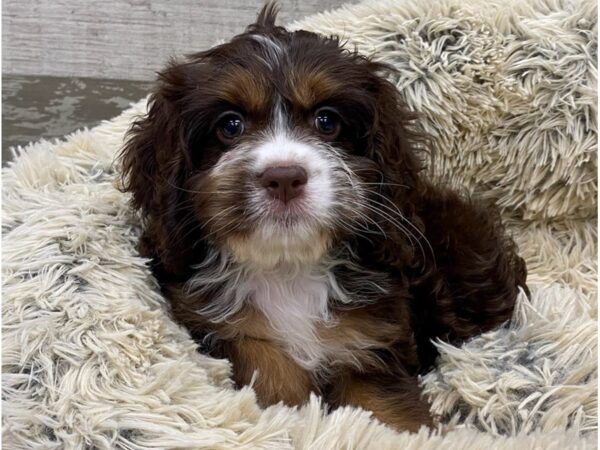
[3,0,597,448]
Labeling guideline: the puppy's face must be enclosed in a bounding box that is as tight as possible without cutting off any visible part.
[186,32,383,267]
[122,6,421,270]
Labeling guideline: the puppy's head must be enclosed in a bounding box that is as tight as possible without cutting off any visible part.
[121,4,423,273]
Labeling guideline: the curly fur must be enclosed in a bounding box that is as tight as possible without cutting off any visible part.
[119,3,527,432]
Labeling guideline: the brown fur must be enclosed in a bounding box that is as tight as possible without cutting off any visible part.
[119,3,528,432]
[329,374,433,432]
[225,337,316,407]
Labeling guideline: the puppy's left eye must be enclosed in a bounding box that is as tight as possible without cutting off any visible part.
[314,108,341,139]
[216,112,244,142]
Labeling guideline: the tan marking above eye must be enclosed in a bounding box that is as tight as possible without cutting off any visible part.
[220,69,271,115]
[287,69,340,110]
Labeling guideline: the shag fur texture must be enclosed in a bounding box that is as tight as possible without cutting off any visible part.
[3,0,597,448]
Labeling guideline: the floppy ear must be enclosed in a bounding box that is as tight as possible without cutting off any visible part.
[368,74,425,194]
[357,69,432,269]
[119,66,201,279]
[121,93,181,211]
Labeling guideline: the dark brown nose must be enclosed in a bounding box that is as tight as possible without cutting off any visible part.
[259,165,308,203]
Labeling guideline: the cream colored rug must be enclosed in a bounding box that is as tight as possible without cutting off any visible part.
[3,0,597,448]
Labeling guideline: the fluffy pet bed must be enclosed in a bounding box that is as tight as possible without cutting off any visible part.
[3,0,597,447]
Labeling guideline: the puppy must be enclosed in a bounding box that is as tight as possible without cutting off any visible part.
[120,4,527,432]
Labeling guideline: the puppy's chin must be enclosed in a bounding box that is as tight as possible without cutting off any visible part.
[225,225,331,269]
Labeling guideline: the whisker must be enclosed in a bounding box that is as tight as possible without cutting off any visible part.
[367,192,436,261]
[202,219,240,241]
[361,182,411,189]
[366,194,436,267]
[202,205,238,229]
[360,202,424,261]
[344,203,388,240]
[330,214,378,245]
[164,179,247,196]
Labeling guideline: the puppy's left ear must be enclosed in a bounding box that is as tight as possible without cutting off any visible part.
[360,69,431,266]
[367,73,425,194]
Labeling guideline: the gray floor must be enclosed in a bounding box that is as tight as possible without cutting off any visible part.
[2,75,152,164]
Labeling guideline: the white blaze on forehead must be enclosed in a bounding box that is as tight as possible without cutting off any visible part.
[272,97,287,132]
[253,132,324,173]
[254,100,326,176]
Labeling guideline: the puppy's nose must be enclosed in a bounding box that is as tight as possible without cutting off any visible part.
[259,165,308,203]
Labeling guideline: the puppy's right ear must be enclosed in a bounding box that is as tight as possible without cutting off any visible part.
[118,67,199,278]
[120,90,181,214]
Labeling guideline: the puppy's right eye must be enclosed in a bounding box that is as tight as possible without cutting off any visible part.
[216,112,244,143]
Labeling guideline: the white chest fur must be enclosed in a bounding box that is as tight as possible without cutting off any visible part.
[188,248,374,371]
[248,267,335,369]
[188,253,351,370]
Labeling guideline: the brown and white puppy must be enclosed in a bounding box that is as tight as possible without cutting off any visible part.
[120,4,528,432]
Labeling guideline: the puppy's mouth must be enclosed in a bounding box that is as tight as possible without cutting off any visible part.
[263,198,307,223]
